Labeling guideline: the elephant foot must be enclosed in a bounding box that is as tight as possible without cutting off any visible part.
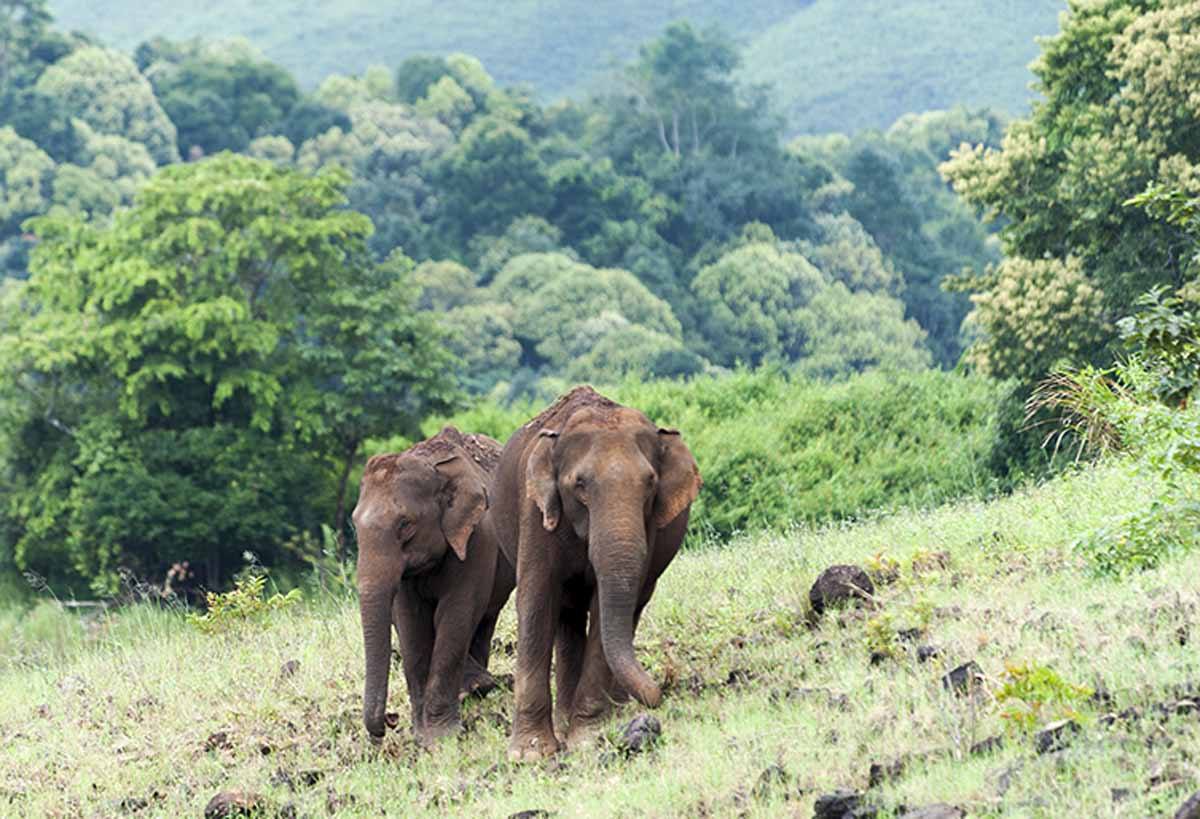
[416,714,461,748]
[564,718,605,751]
[507,729,560,762]
[459,669,498,701]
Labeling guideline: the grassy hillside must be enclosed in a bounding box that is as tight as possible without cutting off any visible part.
[4,460,1198,816]
[47,0,1065,134]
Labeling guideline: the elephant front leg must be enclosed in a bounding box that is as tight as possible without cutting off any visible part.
[565,594,616,749]
[509,558,561,761]
[419,599,479,746]
[393,589,434,736]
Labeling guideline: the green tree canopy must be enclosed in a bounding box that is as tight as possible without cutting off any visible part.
[0,154,456,591]
[943,0,1200,378]
[35,46,179,164]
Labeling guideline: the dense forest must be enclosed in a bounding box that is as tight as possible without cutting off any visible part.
[2,0,1198,598]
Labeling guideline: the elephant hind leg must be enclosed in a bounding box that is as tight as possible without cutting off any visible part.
[554,607,587,734]
[460,613,499,700]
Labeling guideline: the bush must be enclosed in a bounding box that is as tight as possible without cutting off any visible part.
[426,368,1018,540]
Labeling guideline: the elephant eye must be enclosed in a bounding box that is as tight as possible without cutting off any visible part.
[396,517,415,543]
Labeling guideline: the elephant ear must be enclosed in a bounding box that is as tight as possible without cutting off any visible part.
[525,430,561,532]
[434,454,489,562]
[653,428,702,529]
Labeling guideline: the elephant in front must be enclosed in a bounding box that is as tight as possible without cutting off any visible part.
[352,426,515,745]
[492,386,702,760]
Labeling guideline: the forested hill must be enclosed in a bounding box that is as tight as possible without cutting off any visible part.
[47,0,1065,133]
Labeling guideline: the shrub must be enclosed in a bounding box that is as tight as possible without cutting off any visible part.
[427,368,1017,541]
[996,661,1092,734]
[186,573,301,634]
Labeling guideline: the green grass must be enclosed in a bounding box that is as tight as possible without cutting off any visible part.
[3,459,1198,816]
[46,0,1065,134]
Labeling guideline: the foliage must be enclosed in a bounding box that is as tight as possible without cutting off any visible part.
[1075,497,1200,578]
[145,38,301,157]
[429,369,1016,539]
[995,661,1092,733]
[0,154,456,592]
[34,46,179,164]
[944,0,1200,380]
[185,571,301,634]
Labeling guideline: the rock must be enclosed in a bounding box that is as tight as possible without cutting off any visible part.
[203,791,266,818]
[279,659,300,679]
[1175,791,1200,819]
[725,668,753,687]
[753,764,790,799]
[969,735,1004,756]
[618,713,661,755]
[1110,787,1132,803]
[867,758,905,788]
[916,645,941,663]
[508,812,551,819]
[813,789,875,818]
[941,661,984,696]
[203,731,232,752]
[1034,719,1079,754]
[897,628,924,643]
[809,566,875,618]
[899,806,964,819]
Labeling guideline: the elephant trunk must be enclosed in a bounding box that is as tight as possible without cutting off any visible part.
[593,525,662,709]
[359,581,395,741]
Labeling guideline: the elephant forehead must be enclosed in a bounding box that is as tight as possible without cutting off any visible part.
[562,406,652,433]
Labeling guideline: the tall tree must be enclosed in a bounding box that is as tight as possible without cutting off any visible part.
[0,154,455,591]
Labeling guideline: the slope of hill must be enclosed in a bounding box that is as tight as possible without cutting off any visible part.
[3,460,1198,816]
[48,0,1065,134]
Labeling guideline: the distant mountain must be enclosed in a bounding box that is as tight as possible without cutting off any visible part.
[48,0,1065,134]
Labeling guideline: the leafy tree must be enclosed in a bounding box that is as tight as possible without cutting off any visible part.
[35,46,179,164]
[411,259,476,311]
[472,215,568,283]
[0,154,455,591]
[794,283,932,379]
[312,65,394,110]
[0,125,52,233]
[278,97,350,148]
[297,100,453,259]
[148,39,301,156]
[692,240,825,367]
[395,55,452,104]
[943,0,1200,378]
[433,114,551,250]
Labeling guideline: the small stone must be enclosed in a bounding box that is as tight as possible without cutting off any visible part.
[867,758,905,788]
[941,661,984,696]
[508,811,551,819]
[203,791,265,819]
[1111,788,1132,803]
[897,628,924,643]
[726,668,753,687]
[969,735,1004,756]
[203,731,232,752]
[916,645,941,663]
[1175,791,1200,819]
[617,713,661,755]
[809,565,875,618]
[1034,719,1079,754]
[813,789,874,819]
[279,659,300,679]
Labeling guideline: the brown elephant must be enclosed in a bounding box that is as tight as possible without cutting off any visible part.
[493,386,702,760]
[352,426,515,745]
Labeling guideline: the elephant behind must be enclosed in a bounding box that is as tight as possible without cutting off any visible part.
[492,386,702,760]
[352,426,515,745]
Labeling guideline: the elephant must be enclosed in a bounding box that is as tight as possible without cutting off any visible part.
[352,426,515,745]
[492,386,702,760]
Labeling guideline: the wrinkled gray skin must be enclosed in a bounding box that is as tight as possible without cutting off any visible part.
[353,427,514,746]
[491,387,702,760]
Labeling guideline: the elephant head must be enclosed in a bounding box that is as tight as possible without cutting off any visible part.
[352,427,494,741]
[525,406,701,708]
